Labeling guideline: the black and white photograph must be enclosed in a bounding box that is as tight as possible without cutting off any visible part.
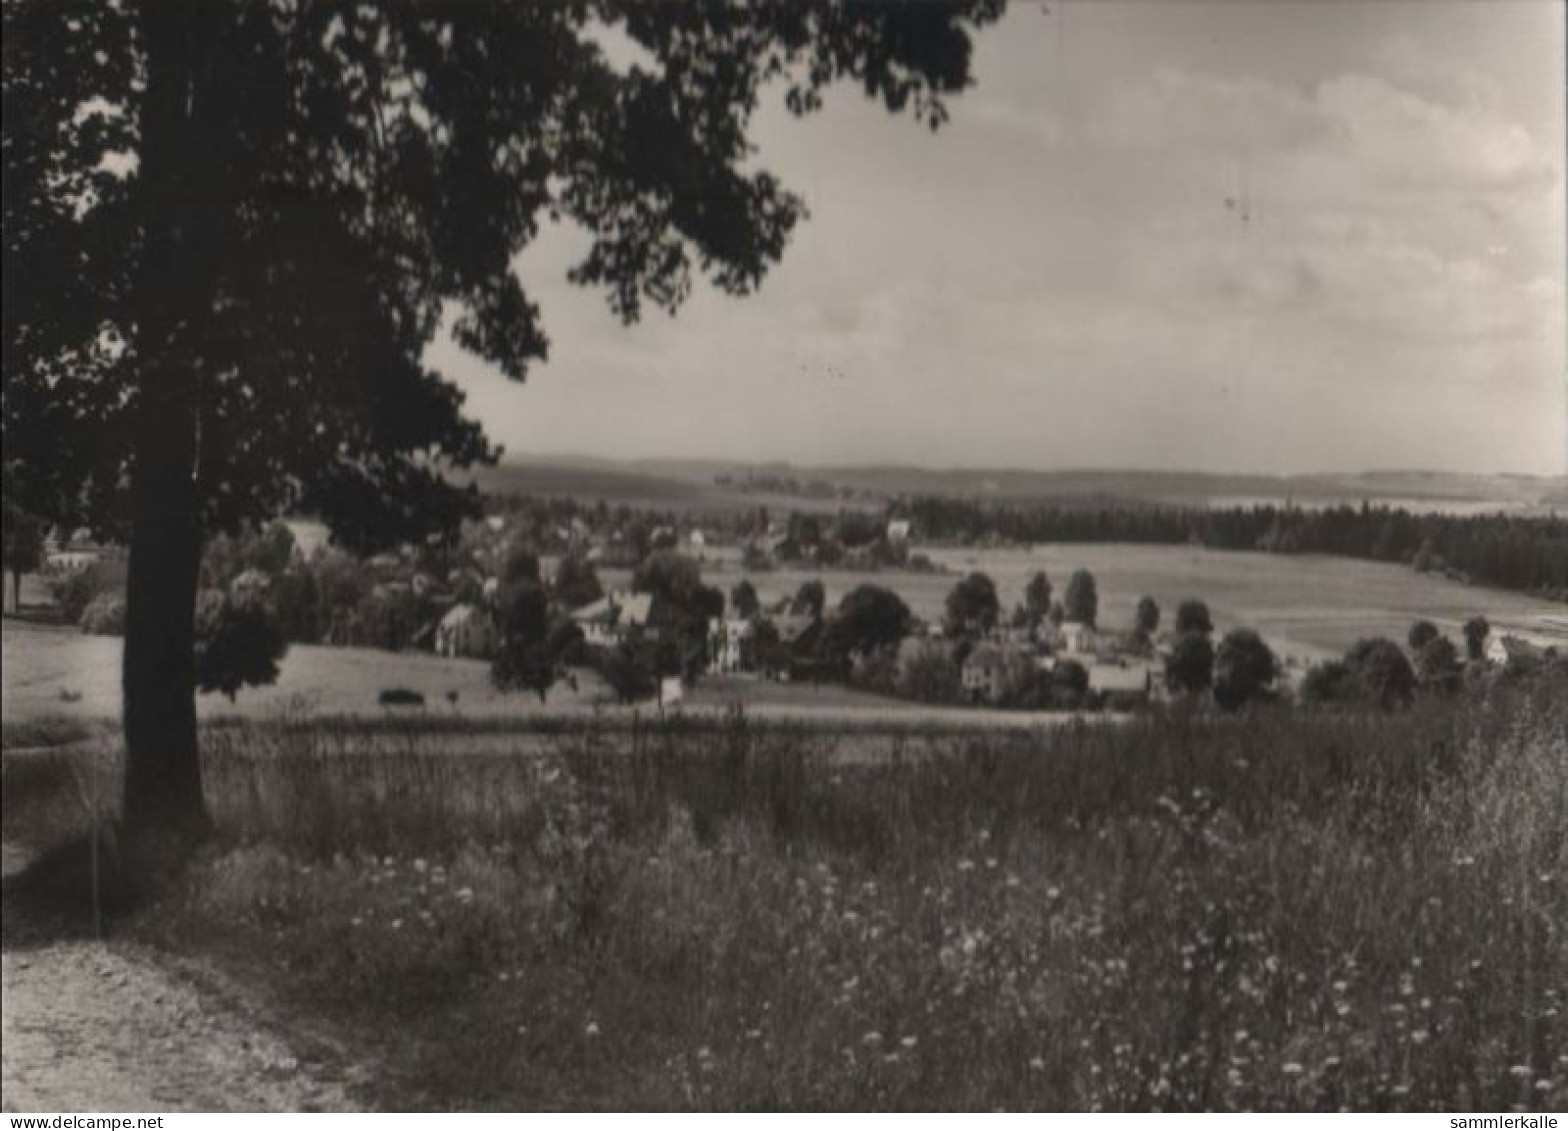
[2,0,1566,1114]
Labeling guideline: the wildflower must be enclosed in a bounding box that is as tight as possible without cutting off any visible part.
[697,1046,712,1060]
[1509,1065,1532,1078]
[1029,1057,1045,1070]
[1282,1063,1304,1076]
[1410,1030,1430,1045]
[900,1036,918,1049]
[455,887,474,902]
[958,859,976,872]
[1046,886,1061,900]
[585,1021,600,1037]
[413,858,428,874]
[390,918,404,930]
[862,1031,883,1045]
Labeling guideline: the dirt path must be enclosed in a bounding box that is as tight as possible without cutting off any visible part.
[2,850,365,1112]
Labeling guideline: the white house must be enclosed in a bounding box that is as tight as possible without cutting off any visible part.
[436,603,494,659]
[571,590,654,649]
[886,519,912,545]
[707,616,755,675]
[1057,620,1099,658]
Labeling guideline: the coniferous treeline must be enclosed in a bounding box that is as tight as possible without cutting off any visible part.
[899,498,1568,601]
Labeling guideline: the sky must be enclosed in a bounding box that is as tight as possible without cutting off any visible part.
[431,0,1567,477]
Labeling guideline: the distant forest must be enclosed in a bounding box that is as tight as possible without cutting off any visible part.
[899,498,1568,601]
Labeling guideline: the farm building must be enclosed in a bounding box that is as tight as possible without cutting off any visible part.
[436,603,494,659]
[961,642,1009,703]
[571,590,654,649]
[1088,660,1154,708]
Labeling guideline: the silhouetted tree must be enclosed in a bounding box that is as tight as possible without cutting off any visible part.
[1175,599,1214,637]
[1135,595,1160,637]
[944,571,999,639]
[2,498,45,612]
[1023,570,1052,625]
[1463,616,1491,662]
[1165,631,1214,696]
[730,579,760,620]
[792,579,827,620]
[1213,628,1277,711]
[1344,638,1416,710]
[1300,660,1357,706]
[823,584,912,669]
[1063,568,1098,626]
[552,554,603,612]
[1407,619,1440,653]
[4,0,1000,837]
[193,590,286,701]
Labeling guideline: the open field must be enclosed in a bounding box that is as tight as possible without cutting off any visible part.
[610,542,1568,668]
[1,620,1074,730]
[5,673,1562,1110]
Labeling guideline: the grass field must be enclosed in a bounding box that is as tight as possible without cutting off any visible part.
[1,620,1068,730]
[614,542,1568,668]
[6,671,1558,1110]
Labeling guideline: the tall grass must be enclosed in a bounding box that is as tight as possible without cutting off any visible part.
[125,678,1568,1108]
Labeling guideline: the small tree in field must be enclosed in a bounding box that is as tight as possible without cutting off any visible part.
[1165,631,1214,696]
[1175,599,1214,637]
[944,571,1000,639]
[1213,628,1278,711]
[1023,571,1052,626]
[3,499,45,613]
[1463,616,1491,661]
[1345,638,1416,710]
[193,591,287,702]
[1407,619,1440,653]
[1063,569,1098,626]
[1135,595,1160,638]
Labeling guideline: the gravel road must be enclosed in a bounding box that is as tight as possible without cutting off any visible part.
[2,847,365,1112]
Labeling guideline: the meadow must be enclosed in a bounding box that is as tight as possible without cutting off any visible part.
[6,669,1563,1111]
[610,542,1568,668]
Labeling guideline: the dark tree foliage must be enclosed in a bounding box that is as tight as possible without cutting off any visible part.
[1213,628,1277,711]
[1135,595,1160,637]
[1344,638,1416,710]
[492,580,580,701]
[1063,568,1098,626]
[1415,634,1461,694]
[792,579,827,619]
[730,578,760,620]
[944,571,999,639]
[552,553,603,612]
[1023,570,1052,624]
[824,584,911,667]
[1175,599,1214,637]
[1463,616,1491,661]
[4,0,1001,833]
[193,590,287,701]
[3,497,46,611]
[1407,619,1440,653]
[634,551,722,677]
[1164,631,1214,695]
[1300,660,1357,706]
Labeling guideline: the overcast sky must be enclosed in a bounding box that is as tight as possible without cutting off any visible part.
[433,0,1566,476]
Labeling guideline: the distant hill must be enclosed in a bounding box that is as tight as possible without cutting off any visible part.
[469,453,1567,515]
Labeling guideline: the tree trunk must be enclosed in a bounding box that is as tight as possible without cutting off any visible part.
[120,2,212,840]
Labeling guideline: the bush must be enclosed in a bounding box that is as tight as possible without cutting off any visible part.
[78,592,126,636]
[194,590,287,701]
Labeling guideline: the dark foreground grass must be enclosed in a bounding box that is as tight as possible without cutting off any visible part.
[13,681,1567,1110]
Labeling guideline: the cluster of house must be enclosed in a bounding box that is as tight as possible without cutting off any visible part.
[957,620,1158,707]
